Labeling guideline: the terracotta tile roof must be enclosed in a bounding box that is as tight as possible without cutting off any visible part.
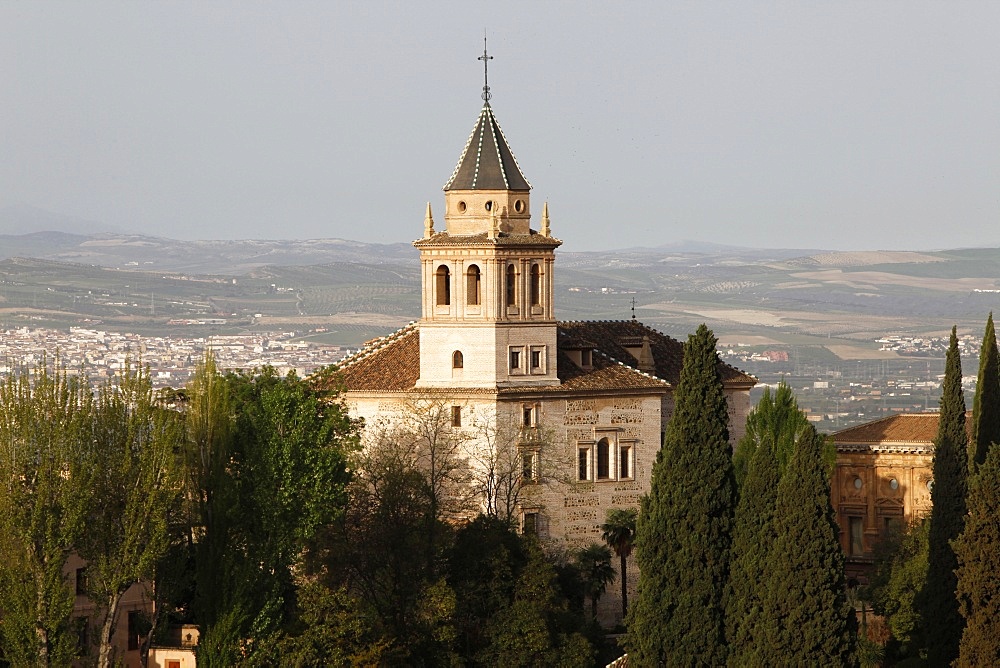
[557,320,756,388]
[831,412,973,447]
[329,323,420,392]
[325,319,755,395]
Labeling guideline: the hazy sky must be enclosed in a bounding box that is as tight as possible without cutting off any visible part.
[4,2,1000,251]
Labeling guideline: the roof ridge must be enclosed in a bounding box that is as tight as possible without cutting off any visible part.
[594,348,671,386]
[336,322,417,371]
[485,107,509,189]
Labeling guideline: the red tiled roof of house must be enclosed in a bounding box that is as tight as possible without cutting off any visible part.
[325,320,754,394]
[831,412,973,446]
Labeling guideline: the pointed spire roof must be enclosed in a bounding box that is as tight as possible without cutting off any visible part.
[444,103,531,192]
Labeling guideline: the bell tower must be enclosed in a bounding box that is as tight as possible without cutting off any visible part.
[414,42,561,389]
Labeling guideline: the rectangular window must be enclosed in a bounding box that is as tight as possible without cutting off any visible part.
[849,516,865,556]
[578,447,591,481]
[76,567,87,596]
[523,511,538,535]
[75,617,89,654]
[531,350,541,369]
[522,451,536,481]
[510,350,520,370]
[619,445,631,479]
[581,348,592,367]
[127,610,141,651]
[523,406,534,427]
[167,662,181,668]
[451,405,461,428]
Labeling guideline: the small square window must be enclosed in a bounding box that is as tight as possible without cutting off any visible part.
[510,350,521,369]
[451,406,462,427]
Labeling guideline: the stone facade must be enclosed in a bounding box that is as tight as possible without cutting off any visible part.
[829,412,970,583]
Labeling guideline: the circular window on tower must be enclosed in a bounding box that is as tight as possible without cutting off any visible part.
[889,478,899,491]
[853,477,863,490]
[457,201,467,213]
[484,200,493,212]
[514,199,525,213]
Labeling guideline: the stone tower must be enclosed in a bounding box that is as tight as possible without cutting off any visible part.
[414,80,561,389]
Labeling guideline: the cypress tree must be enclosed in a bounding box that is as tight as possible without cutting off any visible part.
[922,326,968,665]
[726,437,780,666]
[954,444,1000,667]
[758,426,855,665]
[628,324,735,666]
[971,312,1000,468]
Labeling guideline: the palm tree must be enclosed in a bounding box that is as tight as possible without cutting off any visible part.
[577,543,616,621]
[601,507,637,621]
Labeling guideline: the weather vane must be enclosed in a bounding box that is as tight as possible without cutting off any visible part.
[631,297,637,320]
[478,31,492,103]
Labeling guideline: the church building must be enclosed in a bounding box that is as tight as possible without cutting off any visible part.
[333,58,755,624]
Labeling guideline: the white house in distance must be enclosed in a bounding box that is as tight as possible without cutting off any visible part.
[330,65,755,625]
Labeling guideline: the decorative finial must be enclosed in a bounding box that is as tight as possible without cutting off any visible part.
[488,209,499,239]
[423,202,435,238]
[478,31,493,103]
[540,201,550,237]
[631,297,637,320]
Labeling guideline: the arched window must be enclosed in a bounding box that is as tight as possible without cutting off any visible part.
[452,351,463,368]
[530,264,541,306]
[435,265,451,306]
[597,438,610,480]
[466,265,481,305]
[506,264,516,306]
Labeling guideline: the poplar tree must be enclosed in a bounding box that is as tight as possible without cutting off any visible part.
[954,444,1000,667]
[971,312,1000,468]
[78,362,184,668]
[628,324,734,666]
[726,437,780,665]
[0,364,93,667]
[922,326,968,665]
[758,426,854,664]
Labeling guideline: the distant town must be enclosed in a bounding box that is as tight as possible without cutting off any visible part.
[0,326,349,388]
[0,325,985,434]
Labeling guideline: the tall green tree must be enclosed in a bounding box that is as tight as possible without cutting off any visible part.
[971,312,1000,469]
[575,543,615,622]
[75,362,183,668]
[922,326,969,665]
[733,381,833,486]
[726,435,780,665]
[600,507,636,623]
[628,324,735,666]
[954,443,1000,666]
[477,539,594,668]
[0,364,93,667]
[186,364,356,666]
[758,425,855,665]
[867,519,929,660]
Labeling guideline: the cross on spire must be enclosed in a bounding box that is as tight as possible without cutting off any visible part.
[631,297,637,320]
[479,32,493,103]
